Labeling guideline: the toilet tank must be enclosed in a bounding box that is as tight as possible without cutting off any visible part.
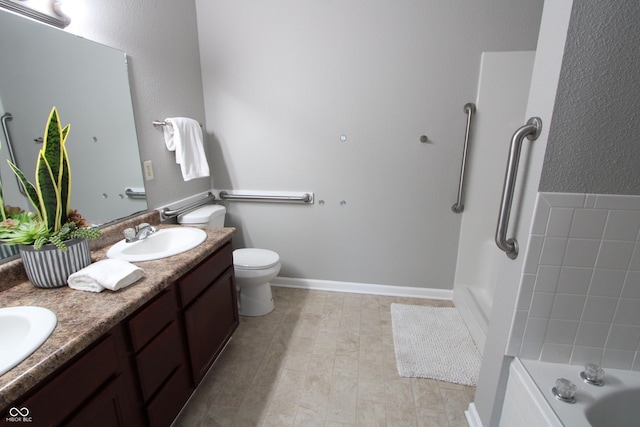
[178,205,226,227]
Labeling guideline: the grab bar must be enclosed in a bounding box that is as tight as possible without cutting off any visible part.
[496,117,542,259]
[0,113,26,197]
[219,191,313,203]
[162,192,216,217]
[124,188,147,199]
[452,102,476,213]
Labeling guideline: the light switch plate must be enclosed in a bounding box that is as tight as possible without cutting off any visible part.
[143,160,154,181]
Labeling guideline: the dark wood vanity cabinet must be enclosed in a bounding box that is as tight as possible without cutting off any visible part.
[1,241,238,427]
[127,286,192,426]
[2,324,144,427]
[177,242,239,384]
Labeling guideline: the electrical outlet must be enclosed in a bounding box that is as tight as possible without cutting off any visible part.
[143,160,154,181]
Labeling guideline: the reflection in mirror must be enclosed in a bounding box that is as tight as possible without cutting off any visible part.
[0,8,148,262]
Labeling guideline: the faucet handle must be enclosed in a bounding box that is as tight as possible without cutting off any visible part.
[581,363,605,386]
[552,378,577,403]
[124,228,136,242]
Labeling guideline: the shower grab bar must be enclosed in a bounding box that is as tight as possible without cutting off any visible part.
[495,117,542,259]
[162,191,216,217]
[219,191,313,203]
[0,113,26,197]
[452,102,476,213]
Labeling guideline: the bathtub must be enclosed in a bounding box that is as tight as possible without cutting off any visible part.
[499,357,640,426]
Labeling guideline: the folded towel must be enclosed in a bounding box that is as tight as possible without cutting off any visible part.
[68,259,144,293]
[163,117,210,181]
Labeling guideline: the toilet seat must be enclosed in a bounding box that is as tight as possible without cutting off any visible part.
[233,248,280,270]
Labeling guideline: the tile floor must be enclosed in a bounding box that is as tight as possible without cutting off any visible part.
[173,287,475,427]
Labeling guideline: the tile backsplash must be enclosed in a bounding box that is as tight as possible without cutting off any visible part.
[508,192,640,370]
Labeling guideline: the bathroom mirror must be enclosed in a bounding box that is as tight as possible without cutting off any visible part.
[0,8,148,261]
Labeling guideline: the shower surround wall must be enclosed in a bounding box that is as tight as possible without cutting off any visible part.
[195,0,544,291]
[508,0,640,370]
[508,192,640,370]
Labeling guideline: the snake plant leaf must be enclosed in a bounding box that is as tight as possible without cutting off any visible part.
[59,141,71,221]
[62,124,70,143]
[43,107,63,183]
[0,175,5,221]
[7,160,40,217]
[35,151,61,232]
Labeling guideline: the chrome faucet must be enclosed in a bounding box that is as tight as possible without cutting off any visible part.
[124,223,158,243]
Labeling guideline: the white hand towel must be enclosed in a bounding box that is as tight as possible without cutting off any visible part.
[68,259,144,293]
[163,117,210,181]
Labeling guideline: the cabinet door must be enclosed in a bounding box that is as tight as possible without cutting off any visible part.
[184,268,239,383]
[65,375,130,427]
[8,327,142,427]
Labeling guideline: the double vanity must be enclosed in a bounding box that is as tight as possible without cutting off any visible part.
[0,211,238,426]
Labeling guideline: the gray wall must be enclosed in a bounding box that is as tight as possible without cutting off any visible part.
[540,0,640,195]
[65,0,211,209]
[196,0,544,289]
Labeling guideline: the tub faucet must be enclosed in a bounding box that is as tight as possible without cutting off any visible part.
[581,362,605,386]
[124,223,158,243]
[552,378,576,403]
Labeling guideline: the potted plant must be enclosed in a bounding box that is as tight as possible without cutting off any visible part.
[0,107,101,288]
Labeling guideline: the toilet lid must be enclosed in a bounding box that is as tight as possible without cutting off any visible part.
[178,204,226,225]
[233,248,280,270]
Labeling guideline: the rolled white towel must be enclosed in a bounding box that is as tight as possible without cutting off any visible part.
[68,259,144,293]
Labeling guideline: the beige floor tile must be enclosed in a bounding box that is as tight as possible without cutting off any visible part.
[356,378,386,403]
[293,392,329,427]
[355,399,386,426]
[173,288,475,427]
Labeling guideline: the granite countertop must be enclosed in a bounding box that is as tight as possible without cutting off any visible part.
[0,211,235,410]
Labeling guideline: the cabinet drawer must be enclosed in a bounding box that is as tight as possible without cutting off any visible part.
[20,334,119,426]
[146,365,192,427]
[128,287,177,352]
[178,242,232,306]
[135,321,187,402]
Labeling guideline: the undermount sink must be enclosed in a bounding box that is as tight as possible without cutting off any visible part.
[0,306,57,376]
[106,227,207,262]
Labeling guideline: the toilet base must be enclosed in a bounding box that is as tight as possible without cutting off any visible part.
[238,283,274,316]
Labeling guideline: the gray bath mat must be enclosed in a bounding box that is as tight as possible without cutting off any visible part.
[390,304,481,386]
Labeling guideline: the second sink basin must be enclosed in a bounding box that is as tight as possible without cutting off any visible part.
[106,227,207,262]
[0,306,57,376]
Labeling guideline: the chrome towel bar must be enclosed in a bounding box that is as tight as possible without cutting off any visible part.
[452,102,476,213]
[219,191,313,204]
[162,192,216,217]
[152,120,203,128]
[495,117,542,259]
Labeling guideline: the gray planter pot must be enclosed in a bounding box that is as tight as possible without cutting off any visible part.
[19,238,91,288]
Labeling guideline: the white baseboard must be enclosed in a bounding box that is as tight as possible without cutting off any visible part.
[465,403,483,427]
[271,277,453,300]
[453,286,489,354]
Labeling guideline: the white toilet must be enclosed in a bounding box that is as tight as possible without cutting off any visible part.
[177,205,281,316]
